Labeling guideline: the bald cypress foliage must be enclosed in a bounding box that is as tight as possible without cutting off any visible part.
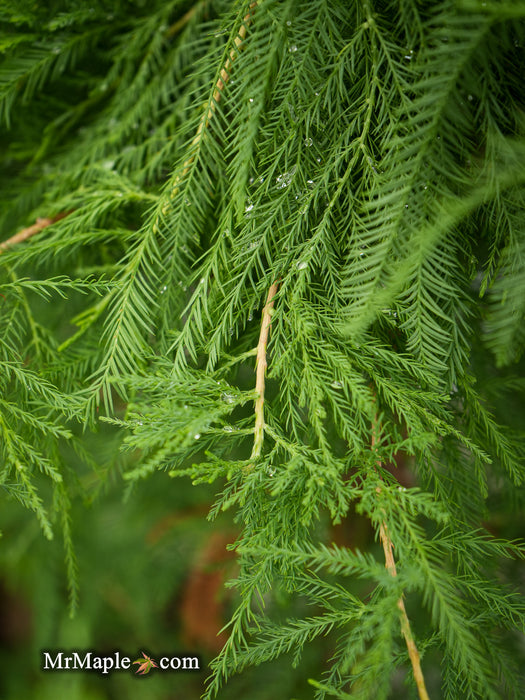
[1,1,525,697]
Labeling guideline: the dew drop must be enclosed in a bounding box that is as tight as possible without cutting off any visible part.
[276,166,296,189]
[304,137,313,147]
[296,261,308,270]
[289,45,297,53]
[194,433,201,440]
[221,393,234,404]
[331,380,343,389]
[160,285,167,294]
[405,204,409,209]
[267,466,276,476]
[467,94,473,101]
[286,20,291,26]
[249,98,254,103]
[223,425,233,432]
[245,203,254,213]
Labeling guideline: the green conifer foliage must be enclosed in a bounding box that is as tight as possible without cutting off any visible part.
[1,0,525,698]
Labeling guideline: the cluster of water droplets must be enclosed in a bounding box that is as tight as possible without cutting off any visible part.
[276,165,296,189]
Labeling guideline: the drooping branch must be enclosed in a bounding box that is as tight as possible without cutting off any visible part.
[160,1,258,218]
[372,416,430,700]
[249,282,279,466]
[0,213,69,253]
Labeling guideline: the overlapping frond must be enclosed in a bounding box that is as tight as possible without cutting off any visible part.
[1,0,524,696]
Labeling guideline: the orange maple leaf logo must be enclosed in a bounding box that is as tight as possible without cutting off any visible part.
[133,651,158,675]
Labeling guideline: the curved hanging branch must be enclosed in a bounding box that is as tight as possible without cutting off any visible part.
[248,281,279,468]
[372,415,431,700]
[161,0,259,214]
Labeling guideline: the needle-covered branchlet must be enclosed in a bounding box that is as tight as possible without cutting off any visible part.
[372,416,430,700]
[248,282,278,468]
[158,1,258,221]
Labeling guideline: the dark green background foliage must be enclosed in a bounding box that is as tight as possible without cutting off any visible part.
[1,0,525,698]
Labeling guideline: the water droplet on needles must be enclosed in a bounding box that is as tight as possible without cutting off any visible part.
[289,45,297,53]
[221,393,234,404]
[245,202,254,213]
[276,166,296,189]
[223,425,233,432]
[304,137,313,147]
[194,433,201,440]
[331,380,343,389]
[296,261,308,270]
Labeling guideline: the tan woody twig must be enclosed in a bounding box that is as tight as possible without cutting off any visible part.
[371,416,430,700]
[248,282,278,468]
[0,213,69,253]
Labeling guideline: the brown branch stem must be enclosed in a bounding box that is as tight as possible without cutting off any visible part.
[248,282,278,467]
[0,213,69,253]
[372,417,430,700]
